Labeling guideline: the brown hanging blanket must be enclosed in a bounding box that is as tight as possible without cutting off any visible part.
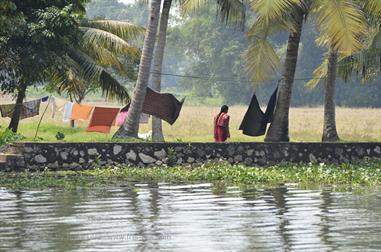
[123,87,185,125]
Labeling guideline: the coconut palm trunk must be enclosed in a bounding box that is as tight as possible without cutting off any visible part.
[264,13,304,142]
[8,83,27,133]
[151,0,172,142]
[322,46,340,142]
[113,0,162,139]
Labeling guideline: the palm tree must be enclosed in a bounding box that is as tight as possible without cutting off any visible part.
[246,0,367,142]
[113,0,245,139]
[151,0,173,142]
[306,1,379,142]
[113,0,162,138]
[150,0,246,142]
[7,12,144,132]
[245,0,310,142]
[322,46,340,142]
[47,18,144,129]
[338,2,381,81]
[50,18,145,104]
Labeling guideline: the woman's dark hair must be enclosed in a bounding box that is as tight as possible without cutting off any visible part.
[220,105,229,113]
[215,105,229,125]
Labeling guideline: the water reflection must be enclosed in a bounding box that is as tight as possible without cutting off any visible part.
[1,183,381,251]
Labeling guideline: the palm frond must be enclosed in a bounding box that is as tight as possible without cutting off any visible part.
[367,26,381,50]
[313,0,367,55]
[80,27,139,56]
[82,45,128,75]
[338,30,381,82]
[245,39,280,86]
[67,49,130,103]
[250,0,306,28]
[365,0,381,17]
[99,70,130,103]
[305,56,328,89]
[181,0,245,26]
[216,0,245,27]
[84,20,145,40]
[48,56,89,99]
[248,15,290,40]
[181,0,209,14]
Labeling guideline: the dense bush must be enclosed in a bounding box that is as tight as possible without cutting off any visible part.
[0,128,24,146]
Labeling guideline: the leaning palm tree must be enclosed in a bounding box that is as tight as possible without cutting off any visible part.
[113,0,162,138]
[113,0,245,139]
[150,0,245,142]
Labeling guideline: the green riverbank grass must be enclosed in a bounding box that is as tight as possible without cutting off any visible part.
[1,161,380,190]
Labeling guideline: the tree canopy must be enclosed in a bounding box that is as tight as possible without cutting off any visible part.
[85,0,381,108]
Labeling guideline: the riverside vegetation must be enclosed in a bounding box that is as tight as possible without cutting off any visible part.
[0,160,380,190]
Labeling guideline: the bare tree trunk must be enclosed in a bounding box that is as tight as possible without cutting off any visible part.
[113,0,161,139]
[8,83,26,133]
[322,46,340,142]
[265,13,304,142]
[151,0,172,142]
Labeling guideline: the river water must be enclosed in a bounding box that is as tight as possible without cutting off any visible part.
[1,183,381,251]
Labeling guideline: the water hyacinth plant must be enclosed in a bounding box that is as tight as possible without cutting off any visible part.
[0,160,380,189]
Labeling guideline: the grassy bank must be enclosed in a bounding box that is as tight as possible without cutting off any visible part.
[1,103,381,142]
[1,161,380,189]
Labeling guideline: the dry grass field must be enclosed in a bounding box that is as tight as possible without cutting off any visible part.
[0,97,380,142]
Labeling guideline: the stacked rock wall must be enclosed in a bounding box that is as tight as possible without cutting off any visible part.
[12,142,381,171]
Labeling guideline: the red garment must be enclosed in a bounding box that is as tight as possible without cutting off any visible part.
[87,107,120,133]
[214,112,230,142]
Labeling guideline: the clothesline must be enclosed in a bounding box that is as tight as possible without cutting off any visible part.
[149,71,326,82]
[0,87,185,135]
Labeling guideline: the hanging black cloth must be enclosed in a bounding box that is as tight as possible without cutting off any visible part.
[239,87,278,136]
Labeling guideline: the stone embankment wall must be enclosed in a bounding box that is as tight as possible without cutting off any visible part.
[3,142,379,171]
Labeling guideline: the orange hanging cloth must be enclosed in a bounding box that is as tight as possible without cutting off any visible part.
[71,104,94,120]
[87,107,120,133]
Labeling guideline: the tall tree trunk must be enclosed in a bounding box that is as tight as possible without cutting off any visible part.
[151,0,172,142]
[8,83,27,133]
[265,13,304,142]
[69,95,75,128]
[113,0,161,139]
[322,46,340,142]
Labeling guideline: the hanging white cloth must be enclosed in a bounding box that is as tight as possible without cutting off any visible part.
[63,102,73,122]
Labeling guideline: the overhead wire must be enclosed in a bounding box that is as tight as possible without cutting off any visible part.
[149,71,326,82]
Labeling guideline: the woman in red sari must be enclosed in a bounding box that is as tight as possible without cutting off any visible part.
[214,105,230,142]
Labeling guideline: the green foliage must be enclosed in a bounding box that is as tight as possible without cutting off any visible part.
[0,128,24,146]
[85,0,381,107]
[55,131,65,141]
[0,1,82,94]
[0,160,380,189]
[166,147,177,166]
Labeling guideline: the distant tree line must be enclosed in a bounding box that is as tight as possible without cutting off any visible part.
[87,0,381,108]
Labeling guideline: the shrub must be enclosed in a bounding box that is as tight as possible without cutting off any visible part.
[55,132,65,141]
[0,129,25,146]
